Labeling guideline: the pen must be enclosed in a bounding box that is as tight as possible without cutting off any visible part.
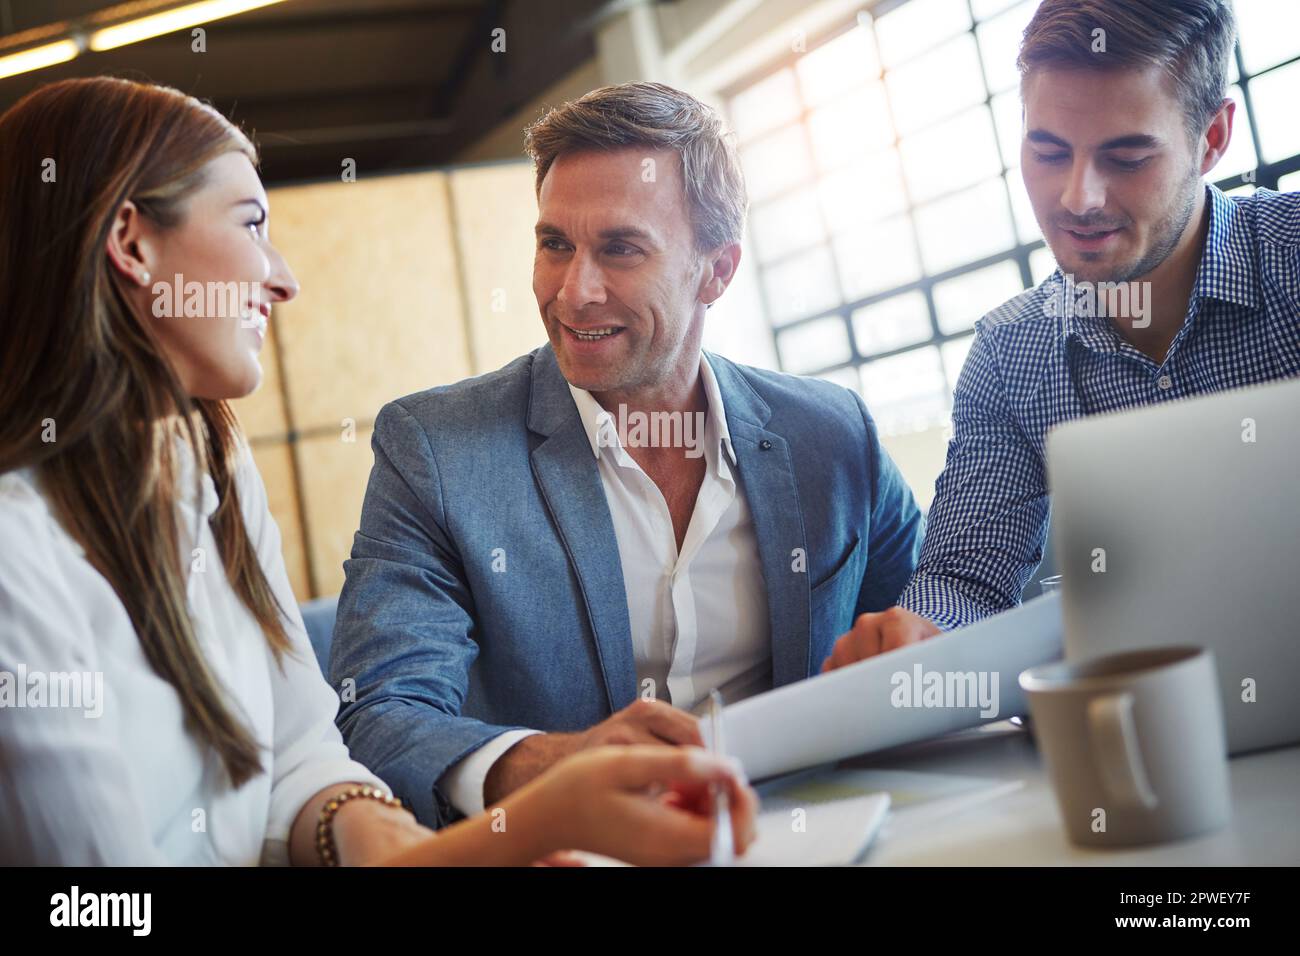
[707,688,735,866]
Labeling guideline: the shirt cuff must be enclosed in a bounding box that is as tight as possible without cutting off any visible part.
[442,729,542,817]
[898,573,1002,632]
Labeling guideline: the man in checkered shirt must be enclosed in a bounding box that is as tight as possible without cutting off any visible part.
[824,0,1299,671]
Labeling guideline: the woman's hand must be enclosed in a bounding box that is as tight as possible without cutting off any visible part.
[331,796,437,866]
[334,746,759,867]
[517,745,759,866]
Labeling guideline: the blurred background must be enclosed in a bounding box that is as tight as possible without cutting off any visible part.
[2,0,1297,602]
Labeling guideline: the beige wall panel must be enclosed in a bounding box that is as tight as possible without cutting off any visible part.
[248,440,311,603]
[230,322,289,441]
[449,162,549,374]
[295,428,375,598]
[267,173,473,431]
[881,424,951,512]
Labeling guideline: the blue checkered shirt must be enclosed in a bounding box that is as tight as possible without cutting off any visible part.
[897,184,1300,630]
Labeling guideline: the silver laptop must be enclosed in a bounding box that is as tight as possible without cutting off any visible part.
[1046,375,1300,754]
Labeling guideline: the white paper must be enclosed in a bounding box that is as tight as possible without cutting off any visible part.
[712,592,1064,781]
[738,790,890,867]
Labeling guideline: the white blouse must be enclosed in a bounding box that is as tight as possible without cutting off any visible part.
[0,441,385,865]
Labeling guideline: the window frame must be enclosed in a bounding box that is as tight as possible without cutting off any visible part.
[724,0,1300,431]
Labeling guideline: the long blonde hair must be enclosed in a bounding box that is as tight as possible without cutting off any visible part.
[0,77,292,787]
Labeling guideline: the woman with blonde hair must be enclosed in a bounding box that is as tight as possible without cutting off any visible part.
[0,76,755,866]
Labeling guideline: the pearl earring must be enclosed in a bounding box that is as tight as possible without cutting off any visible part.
[139,270,150,285]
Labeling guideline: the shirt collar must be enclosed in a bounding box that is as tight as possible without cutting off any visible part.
[1191,183,1260,309]
[567,353,737,467]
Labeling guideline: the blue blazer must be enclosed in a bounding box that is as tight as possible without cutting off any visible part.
[331,344,924,826]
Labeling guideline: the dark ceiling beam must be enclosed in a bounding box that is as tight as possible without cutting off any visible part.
[205,82,438,110]
[0,0,624,182]
[256,116,456,148]
[0,0,481,41]
[430,0,505,116]
[405,0,610,164]
[202,1,482,38]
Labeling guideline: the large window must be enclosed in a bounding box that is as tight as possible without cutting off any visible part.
[725,0,1300,438]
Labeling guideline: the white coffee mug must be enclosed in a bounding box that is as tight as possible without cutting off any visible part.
[1019,645,1230,848]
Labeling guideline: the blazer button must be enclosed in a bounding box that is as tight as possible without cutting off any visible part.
[759,439,772,450]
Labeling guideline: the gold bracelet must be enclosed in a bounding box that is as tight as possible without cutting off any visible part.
[315,785,406,867]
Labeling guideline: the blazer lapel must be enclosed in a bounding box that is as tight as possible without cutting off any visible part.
[527,347,637,712]
[706,353,811,689]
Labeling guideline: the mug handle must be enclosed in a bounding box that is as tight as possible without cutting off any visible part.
[1086,693,1159,810]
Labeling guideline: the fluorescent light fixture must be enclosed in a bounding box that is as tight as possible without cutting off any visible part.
[0,39,80,79]
[89,0,285,52]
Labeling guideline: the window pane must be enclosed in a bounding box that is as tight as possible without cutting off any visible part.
[762,246,840,325]
[730,68,802,143]
[817,366,861,391]
[1235,0,1300,75]
[777,316,851,374]
[796,23,880,106]
[990,89,1023,166]
[976,0,1037,94]
[741,125,814,202]
[833,215,921,300]
[808,83,894,171]
[886,34,986,136]
[901,107,1002,203]
[972,0,1025,19]
[941,334,977,391]
[933,259,1024,334]
[913,179,1016,274]
[1005,169,1041,242]
[819,149,908,232]
[852,291,931,355]
[1247,60,1300,163]
[1029,246,1056,284]
[750,188,826,264]
[1214,86,1259,183]
[875,0,971,69]
[858,346,950,434]
[1278,170,1300,192]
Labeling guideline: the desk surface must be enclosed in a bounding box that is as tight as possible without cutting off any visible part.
[843,721,1300,865]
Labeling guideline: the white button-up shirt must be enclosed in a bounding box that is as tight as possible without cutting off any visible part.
[0,442,385,865]
[444,354,771,815]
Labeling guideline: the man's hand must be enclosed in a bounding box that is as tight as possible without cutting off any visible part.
[484,698,702,805]
[576,697,704,749]
[821,606,941,673]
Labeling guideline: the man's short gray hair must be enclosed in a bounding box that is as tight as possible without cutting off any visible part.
[524,81,748,251]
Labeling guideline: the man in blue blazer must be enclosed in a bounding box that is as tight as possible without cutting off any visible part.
[331,82,924,828]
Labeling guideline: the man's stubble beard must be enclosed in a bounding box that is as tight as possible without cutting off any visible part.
[1115,167,1200,284]
[1070,165,1201,286]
